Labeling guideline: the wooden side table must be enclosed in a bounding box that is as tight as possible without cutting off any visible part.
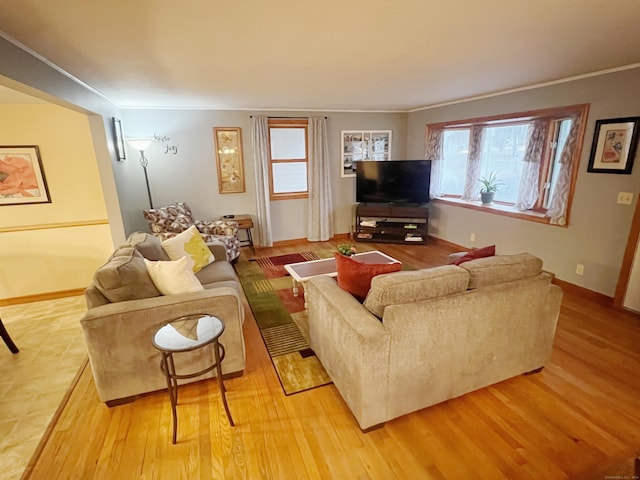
[223,214,254,253]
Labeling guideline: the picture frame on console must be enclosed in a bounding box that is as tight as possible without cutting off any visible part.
[0,145,51,205]
[587,116,640,174]
[213,127,246,194]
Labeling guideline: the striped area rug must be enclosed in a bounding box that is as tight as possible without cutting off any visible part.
[254,251,319,269]
[235,251,332,395]
[260,323,309,357]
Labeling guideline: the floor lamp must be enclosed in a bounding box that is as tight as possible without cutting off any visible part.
[127,138,155,209]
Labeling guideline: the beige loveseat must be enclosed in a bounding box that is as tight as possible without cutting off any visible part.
[81,232,246,405]
[306,253,562,430]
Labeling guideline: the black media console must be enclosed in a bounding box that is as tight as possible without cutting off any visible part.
[354,203,429,245]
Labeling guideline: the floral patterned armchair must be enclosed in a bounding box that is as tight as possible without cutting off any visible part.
[143,202,241,262]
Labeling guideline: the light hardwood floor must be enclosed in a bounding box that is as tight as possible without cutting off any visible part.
[22,240,640,479]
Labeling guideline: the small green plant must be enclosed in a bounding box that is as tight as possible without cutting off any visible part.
[337,244,357,256]
[478,171,503,194]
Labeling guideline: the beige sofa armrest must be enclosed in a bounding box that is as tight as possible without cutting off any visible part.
[81,287,246,403]
[306,276,391,430]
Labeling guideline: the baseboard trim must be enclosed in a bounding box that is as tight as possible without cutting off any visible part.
[0,288,85,306]
[552,278,613,306]
[427,235,466,251]
[271,233,350,247]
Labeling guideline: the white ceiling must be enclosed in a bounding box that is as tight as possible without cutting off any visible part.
[0,0,639,111]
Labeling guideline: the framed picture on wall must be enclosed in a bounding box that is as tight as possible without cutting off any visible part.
[587,116,640,174]
[213,127,245,194]
[341,130,392,177]
[0,145,51,205]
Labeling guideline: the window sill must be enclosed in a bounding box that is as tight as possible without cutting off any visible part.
[432,197,554,225]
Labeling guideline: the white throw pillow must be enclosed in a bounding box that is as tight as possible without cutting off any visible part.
[144,256,205,295]
[161,225,214,273]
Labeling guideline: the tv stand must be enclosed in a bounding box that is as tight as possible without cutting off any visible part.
[354,203,429,245]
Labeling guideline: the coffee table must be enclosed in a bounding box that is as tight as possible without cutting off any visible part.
[284,250,400,305]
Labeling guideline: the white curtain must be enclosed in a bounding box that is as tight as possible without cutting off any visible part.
[251,115,273,247]
[547,116,581,225]
[516,120,547,210]
[307,116,333,241]
[425,127,444,198]
[462,126,485,201]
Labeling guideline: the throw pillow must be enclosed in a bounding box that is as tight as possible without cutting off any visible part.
[334,252,402,302]
[161,225,215,272]
[144,256,205,295]
[453,244,496,265]
[93,246,161,302]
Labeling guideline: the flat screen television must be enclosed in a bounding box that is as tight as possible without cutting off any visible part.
[356,160,431,205]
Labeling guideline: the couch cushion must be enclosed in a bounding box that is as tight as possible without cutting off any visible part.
[460,253,543,289]
[335,253,402,302]
[127,231,170,261]
[195,260,238,286]
[93,246,161,303]
[144,256,205,295]
[364,265,470,318]
[161,225,215,273]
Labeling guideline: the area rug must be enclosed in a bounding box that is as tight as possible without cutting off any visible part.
[235,251,334,395]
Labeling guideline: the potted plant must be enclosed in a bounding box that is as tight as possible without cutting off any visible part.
[478,172,502,205]
[337,244,357,256]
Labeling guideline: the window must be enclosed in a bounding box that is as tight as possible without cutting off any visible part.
[268,118,308,200]
[430,104,589,224]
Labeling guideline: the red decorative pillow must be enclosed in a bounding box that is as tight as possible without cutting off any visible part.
[334,253,402,302]
[453,245,496,265]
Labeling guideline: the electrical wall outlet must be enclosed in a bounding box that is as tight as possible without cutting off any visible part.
[576,263,584,275]
[617,192,634,205]
[470,233,476,242]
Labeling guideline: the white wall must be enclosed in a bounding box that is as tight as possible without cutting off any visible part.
[0,104,114,298]
[407,67,640,296]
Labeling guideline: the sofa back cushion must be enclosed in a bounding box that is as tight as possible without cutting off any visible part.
[364,265,469,318]
[127,232,170,261]
[93,246,161,303]
[460,253,543,289]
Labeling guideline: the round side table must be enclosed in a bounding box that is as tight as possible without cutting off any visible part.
[152,314,234,444]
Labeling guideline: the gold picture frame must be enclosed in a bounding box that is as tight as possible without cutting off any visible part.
[213,127,245,194]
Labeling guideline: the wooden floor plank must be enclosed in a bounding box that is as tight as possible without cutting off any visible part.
[23,239,640,480]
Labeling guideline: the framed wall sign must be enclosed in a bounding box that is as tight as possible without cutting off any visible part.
[587,117,640,174]
[0,145,51,205]
[213,127,245,194]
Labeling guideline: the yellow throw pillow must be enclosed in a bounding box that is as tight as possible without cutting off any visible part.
[161,225,215,272]
[144,256,205,295]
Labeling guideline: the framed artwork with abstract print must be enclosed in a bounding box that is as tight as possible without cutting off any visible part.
[213,127,245,194]
[0,145,51,205]
[587,117,640,174]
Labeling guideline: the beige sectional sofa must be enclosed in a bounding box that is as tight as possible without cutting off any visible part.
[306,253,562,430]
[81,232,246,405]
